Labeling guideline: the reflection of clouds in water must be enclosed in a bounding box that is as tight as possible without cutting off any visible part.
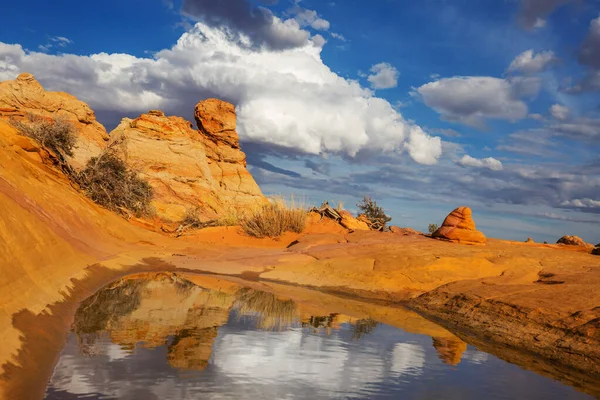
[212,328,426,395]
[107,341,130,361]
[51,355,98,396]
[391,343,426,375]
[49,326,427,399]
[462,350,489,365]
[45,325,585,400]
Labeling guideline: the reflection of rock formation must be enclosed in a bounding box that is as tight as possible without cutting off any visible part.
[432,337,467,366]
[168,328,219,371]
[72,273,465,379]
[73,273,235,371]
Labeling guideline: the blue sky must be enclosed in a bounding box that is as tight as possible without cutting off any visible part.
[1,0,600,243]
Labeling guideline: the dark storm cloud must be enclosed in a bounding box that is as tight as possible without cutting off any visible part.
[517,0,576,29]
[304,160,331,175]
[579,15,600,69]
[181,0,309,50]
[566,15,600,92]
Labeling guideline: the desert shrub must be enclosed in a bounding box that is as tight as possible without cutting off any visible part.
[182,207,204,229]
[356,196,391,231]
[79,151,153,216]
[11,113,77,160]
[176,207,241,236]
[241,199,306,238]
[428,223,439,234]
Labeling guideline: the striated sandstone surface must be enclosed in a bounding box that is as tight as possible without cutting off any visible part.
[389,226,422,236]
[0,73,108,168]
[109,105,265,222]
[432,206,486,245]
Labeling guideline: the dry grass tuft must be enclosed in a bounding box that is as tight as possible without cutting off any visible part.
[241,198,306,238]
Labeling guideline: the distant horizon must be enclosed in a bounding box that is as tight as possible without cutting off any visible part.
[1,0,599,244]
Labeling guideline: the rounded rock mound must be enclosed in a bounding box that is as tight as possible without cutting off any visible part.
[431,206,486,245]
[557,235,591,247]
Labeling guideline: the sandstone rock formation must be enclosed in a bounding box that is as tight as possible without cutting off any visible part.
[339,210,370,231]
[78,274,235,371]
[557,235,592,248]
[431,206,486,245]
[109,104,265,222]
[0,73,108,168]
[389,226,422,236]
[526,238,535,243]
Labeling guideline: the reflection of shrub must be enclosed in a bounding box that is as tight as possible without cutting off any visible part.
[234,288,298,331]
[428,223,439,234]
[241,199,306,238]
[11,113,77,160]
[357,196,391,231]
[80,151,153,216]
[73,279,146,354]
[350,318,379,341]
[74,279,145,336]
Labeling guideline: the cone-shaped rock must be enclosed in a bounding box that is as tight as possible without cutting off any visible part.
[432,206,486,245]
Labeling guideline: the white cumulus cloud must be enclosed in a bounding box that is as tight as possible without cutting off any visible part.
[290,6,330,31]
[457,155,504,171]
[507,49,558,74]
[367,62,399,90]
[0,22,441,164]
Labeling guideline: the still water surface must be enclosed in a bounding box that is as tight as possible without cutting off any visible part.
[45,274,591,399]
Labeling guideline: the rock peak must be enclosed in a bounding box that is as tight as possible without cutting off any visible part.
[148,110,165,117]
[17,72,35,82]
[432,206,486,245]
[194,99,239,149]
